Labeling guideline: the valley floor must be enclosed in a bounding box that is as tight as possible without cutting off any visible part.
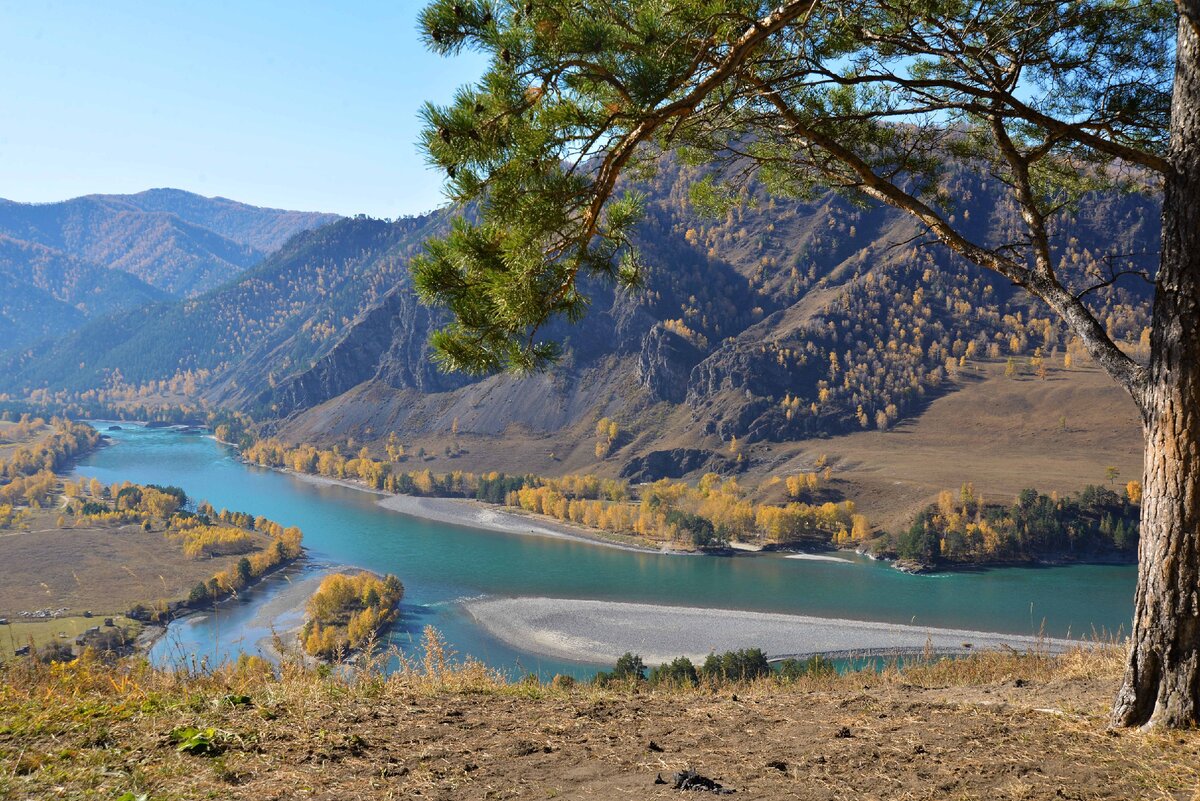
[2,647,1197,800]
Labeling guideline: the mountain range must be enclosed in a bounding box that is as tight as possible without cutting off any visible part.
[0,166,1155,509]
[0,189,339,348]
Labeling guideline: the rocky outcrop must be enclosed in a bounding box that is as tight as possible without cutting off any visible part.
[683,339,835,442]
[637,325,705,403]
[372,290,470,394]
[686,341,813,407]
[619,448,740,483]
[259,287,472,418]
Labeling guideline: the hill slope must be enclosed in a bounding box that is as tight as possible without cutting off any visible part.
[0,215,445,398]
[0,235,168,348]
[269,162,1155,489]
[0,190,339,296]
[0,165,1156,510]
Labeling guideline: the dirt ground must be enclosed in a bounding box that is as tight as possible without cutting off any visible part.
[2,647,1197,800]
[0,510,276,616]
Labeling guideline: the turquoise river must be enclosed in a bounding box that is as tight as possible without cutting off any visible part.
[73,424,1137,678]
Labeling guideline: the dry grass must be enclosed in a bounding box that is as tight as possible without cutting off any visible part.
[0,420,49,465]
[0,506,278,617]
[2,634,1197,801]
[812,361,1144,530]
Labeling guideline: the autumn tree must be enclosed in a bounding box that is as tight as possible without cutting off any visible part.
[417,0,1197,727]
[594,416,619,458]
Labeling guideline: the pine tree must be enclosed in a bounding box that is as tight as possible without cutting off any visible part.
[417,0,1200,728]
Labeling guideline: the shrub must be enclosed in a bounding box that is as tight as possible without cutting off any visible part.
[700,648,771,682]
[648,656,699,687]
[777,655,836,681]
[612,652,646,682]
[35,641,76,664]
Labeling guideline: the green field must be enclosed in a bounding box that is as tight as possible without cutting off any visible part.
[0,615,138,662]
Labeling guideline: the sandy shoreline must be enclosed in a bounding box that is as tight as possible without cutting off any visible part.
[144,562,354,667]
[784,552,853,563]
[256,464,666,554]
[245,568,336,663]
[286,469,388,496]
[465,596,1083,666]
[376,494,670,553]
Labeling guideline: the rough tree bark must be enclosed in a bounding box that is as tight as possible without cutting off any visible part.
[1111,1,1200,728]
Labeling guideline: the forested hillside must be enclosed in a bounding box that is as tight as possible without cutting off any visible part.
[0,190,338,297]
[0,235,167,348]
[0,215,445,404]
[0,162,1157,485]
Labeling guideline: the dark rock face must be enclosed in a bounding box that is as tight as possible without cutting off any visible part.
[259,287,472,418]
[684,341,831,442]
[258,282,645,433]
[638,325,704,403]
[372,291,471,395]
[619,448,739,483]
[686,342,813,407]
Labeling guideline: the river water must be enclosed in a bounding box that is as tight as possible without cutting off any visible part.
[74,424,1137,677]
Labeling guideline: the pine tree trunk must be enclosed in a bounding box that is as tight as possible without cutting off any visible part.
[1111,3,1200,729]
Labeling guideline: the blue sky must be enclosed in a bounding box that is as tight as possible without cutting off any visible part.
[0,1,487,217]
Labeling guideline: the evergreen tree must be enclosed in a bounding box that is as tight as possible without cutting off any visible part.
[612,652,647,681]
[417,0,1200,728]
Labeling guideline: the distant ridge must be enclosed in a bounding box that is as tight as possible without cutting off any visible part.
[0,233,168,349]
[0,189,340,297]
[83,188,342,253]
[0,214,444,398]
